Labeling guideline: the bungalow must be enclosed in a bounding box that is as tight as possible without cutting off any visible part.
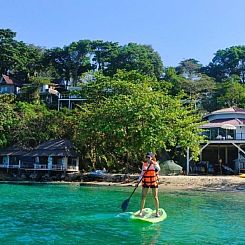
[0,139,79,172]
[0,74,23,94]
[0,146,28,169]
[197,107,245,174]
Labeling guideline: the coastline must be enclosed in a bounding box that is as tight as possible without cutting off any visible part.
[1,174,244,192]
[79,175,245,192]
[158,175,245,191]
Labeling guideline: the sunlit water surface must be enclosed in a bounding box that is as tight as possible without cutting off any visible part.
[0,183,244,245]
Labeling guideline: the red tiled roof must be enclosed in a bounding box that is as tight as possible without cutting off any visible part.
[1,74,24,87]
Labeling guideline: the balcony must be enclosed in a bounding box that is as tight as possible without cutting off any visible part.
[204,133,245,141]
[52,164,63,170]
[202,128,245,141]
[0,161,79,172]
[0,163,20,169]
[34,163,48,170]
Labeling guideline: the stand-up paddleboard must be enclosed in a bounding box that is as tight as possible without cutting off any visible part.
[131,208,167,223]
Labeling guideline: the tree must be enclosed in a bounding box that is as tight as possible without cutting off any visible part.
[216,75,245,108]
[204,46,245,82]
[19,76,51,104]
[0,29,18,75]
[0,94,78,149]
[90,40,119,72]
[0,29,44,80]
[43,41,164,81]
[164,67,185,96]
[12,102,66,148]
[75,71,204,170]
[44,40,92,85]
[165,67,216,111]
[176,58,202,80]
[105,43,164,79]
[0,94,19,147]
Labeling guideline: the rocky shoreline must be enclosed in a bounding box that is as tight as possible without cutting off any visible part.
[0,171,245,192]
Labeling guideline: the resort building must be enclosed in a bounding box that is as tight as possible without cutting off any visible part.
[196,107,245,174]
[0,74,23,94]
[0,74,86,110]
[0,139,79,172]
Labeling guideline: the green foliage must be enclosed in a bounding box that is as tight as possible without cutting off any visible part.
[0,29,18,75]
[105,43,164,79]
[12,102,62,147]
[13,103,48,147]
[75,71,204,170]
[3,28,235,171]
[0,29,44,80]
[79,70,163,102]
[176,58,202,80]
[164,67,216,112]
[205,46,245,82]
[43,40,93,84]
[0,94,19,147]
[90,40,119,71]
[216,76,245,108]
[19,76,51,104]
[43,40,164,83]
[0,99,80,149]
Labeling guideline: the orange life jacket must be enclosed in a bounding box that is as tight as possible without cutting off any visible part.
[142,161,158,187]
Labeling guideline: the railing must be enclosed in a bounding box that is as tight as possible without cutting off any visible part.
[0,164,19,168]
[20,162,34,169]
[1,162,79,171]
[52,164,63,170]
[67,165,79,171]
[204,132,245,140]
[33,163,64,170]
[34,164,48,169]
[59,94,85,99]
[8,165,19,168]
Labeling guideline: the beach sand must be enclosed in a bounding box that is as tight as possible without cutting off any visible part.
[80,175,245,192]
[157,175,245,191]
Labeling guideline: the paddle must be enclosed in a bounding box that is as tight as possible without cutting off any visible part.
[121,162,152,212]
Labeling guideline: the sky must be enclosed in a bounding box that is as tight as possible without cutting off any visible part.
[1,0,245,67]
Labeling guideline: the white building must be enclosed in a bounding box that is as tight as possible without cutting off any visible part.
[198,107,245,174]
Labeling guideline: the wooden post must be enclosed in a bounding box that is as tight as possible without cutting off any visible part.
[238,149,240,173]
[186,147,190,175]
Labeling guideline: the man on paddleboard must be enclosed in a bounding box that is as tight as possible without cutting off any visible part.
[138,152,160,217]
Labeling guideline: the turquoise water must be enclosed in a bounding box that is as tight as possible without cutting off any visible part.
[0,183,244,245]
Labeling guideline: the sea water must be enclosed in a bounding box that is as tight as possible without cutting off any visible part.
[0,183,244,245]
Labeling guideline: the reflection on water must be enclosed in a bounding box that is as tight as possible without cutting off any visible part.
[139,224,161,245]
